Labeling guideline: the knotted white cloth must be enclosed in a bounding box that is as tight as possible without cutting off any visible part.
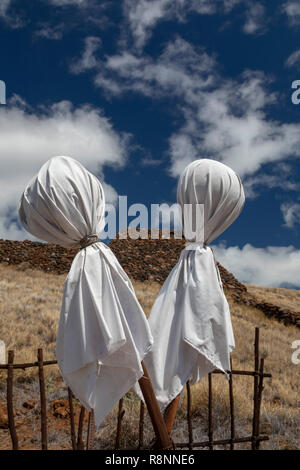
[139,159,245,409]
[19,156,153,426]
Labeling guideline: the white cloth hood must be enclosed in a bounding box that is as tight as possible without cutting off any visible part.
[139,159,245,409]
[19,156,153,426]
[177,159,245,244]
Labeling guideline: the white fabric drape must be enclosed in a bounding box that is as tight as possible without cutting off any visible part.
[138,159,245,409]
[19,156,153,427]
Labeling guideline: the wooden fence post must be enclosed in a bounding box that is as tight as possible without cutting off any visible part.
[7,350,19,450]
[252,328,260,450]
[186,380,193,450]
[37,349,48,450]
[208,373,213,450]
[115,399,125,450]
[138,401,145,450]
[138,361,172,449]
[86,410,95,450]
[68,388,77,450]
[77,406,86,450]
[229,359,235,450]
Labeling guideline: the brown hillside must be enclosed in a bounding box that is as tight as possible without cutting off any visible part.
[0,232,299,327]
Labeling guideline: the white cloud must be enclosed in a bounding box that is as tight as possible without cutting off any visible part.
[281,202,300,228]
[282,1,300,26]
[35,23,64,40]
[122,0,218,50]
[243,163,300,198]
[213,243,300,287]
[122,0,268,49]
[0,96,130,239]
[0,0,11,17]
[72,35,217,96]
[285,49,300,68]
[71,36,102,73]
[0,0,23,28]
[72,35,300,181]
[243,2,266,35]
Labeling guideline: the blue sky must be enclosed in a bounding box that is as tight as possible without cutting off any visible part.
[1,0,300,287]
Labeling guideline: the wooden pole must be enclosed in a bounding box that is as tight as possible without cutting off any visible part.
[163,395,180,435]
[252,328,260,450]
[208,373,213,450]
[138,361,172,449]
[138,401,145,450]
[186,381,193,450]
[229,359,235,450]
[7,350,19,450]
[86,410,95,450]
[68,388,77,450]
[255,359,265,450]
[37,349,48,450]
[115,399,125,450]
[77,406,86,450]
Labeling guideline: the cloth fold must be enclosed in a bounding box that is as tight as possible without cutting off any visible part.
[138,159,245,409]
[19,156,153,426]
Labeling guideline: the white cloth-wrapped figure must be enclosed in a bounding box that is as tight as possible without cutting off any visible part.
[19,156,153,427]
[139,159,245,422]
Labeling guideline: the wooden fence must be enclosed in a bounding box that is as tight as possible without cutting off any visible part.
[0,327,271,450]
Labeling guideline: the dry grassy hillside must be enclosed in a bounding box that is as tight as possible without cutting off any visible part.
[0,263,299,450]
[247,284,300,313]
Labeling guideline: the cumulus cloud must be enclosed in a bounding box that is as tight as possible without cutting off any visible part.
[72,35,300,182]
[213,243,300,287]
[281,202,300,228]
[0,96,130,239]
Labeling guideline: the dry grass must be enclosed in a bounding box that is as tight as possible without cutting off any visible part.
[247,284,300,313]
[0,263,299,449]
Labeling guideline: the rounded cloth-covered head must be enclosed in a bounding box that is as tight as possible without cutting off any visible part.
[177,159,245,244]
[19,156,105,248]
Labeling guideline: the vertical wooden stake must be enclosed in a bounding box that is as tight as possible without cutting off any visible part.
[208,373,213,450]
[138,401,145,450]
[68,388,77,450]
[86,410,95,450]
[186,380,193,450]
[7,350,19,450]
[38,349,48,450]
[255,359,265,450]
[77,406,86,450]
[229,358,235,450]
[252,328,260,450]
[115,398,125,450]
[138,361,172,449]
